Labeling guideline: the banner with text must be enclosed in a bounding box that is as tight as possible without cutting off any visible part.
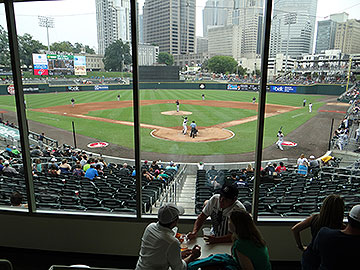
[270,85,297,93]
[32,54,48,76]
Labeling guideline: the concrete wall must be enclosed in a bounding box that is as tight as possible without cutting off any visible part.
[0,211,310,261]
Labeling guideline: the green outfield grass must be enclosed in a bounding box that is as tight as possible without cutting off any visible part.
[0,89,326,155]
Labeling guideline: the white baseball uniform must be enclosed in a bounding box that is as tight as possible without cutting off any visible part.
[182,118,188,134]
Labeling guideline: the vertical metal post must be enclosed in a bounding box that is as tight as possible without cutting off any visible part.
[328,118,334,151]
[4,0,36,213]
[252,0,273,223]
[46,25,50,52]
[72,121,77,148]
[130,0,142,219]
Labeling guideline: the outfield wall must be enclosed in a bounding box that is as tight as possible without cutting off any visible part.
[0,82,347,96]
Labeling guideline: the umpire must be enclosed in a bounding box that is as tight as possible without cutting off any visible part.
[190,121,197,138]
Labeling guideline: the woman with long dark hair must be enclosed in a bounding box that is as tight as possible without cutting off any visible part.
[291,194,345,269]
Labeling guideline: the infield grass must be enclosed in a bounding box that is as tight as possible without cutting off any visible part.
[0,89,326,155]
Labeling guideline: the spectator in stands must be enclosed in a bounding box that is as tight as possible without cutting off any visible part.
[166,161,178,171]
[188,210,271,270]
[264,162,275,176]
[297,154,309,175]
[80,155,88,168]
[305,204,360,269]
[5,145,12,153]
[141,160,149,171]
[197,162,204,170]
[30,146,42,157]
[49,157,58,169]
[320,155,334,166]
[42,147,51,157]
[52,148,62,157]
[207,166,221,189]
[73,164,85,178]
[187,184,245,244]
[84,164,99,180]
[83,159,93,172]
[48,164,60,176]
[275,162,286,173]
[119,162,131,176]
[59,159,72,174]
[291,194,344,269]
[96,164,103,176]
[10,191,27,208]
[136,203,201,270]
[3,161,18,175]
[32,158,42,175]
[96,158,106,170]
[246,163,254,173]
[0,157,4,172]
[11,146,20,156]
[142,169,154,182]
[150,160,160,171]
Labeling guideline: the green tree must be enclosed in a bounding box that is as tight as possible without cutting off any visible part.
[103,39,132,71]
[18,33,46,68]
[50,41,74,53]
[73,42,96,54]
[207,55,238,74]
[237,65,247,76]
[0,25,10,67]
[158,52,174,66]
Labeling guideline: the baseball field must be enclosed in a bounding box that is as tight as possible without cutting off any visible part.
[0,89,327,156]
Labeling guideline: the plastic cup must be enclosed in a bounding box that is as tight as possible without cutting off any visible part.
[202,227,211,236]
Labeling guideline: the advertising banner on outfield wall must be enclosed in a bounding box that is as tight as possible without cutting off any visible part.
[7,84,42,95]
[227,84,261,91]
[270,85,297,93]
[32,54,48,76]
[66,86,81,91]
[94,85,109,91]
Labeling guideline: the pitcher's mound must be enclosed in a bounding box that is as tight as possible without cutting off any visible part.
[161,110,192,116]
[151,127,234,142]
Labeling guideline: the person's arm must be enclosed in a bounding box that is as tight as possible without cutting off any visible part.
[291,215,314,251]
[204,233,232,244]
[183,245,201,265]
[187,212,208,240]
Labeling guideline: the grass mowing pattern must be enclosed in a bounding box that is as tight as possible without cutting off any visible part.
[0,89,326,155]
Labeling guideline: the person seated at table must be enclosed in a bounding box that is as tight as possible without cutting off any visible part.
[187,185,245,244]
[188,210,271,270]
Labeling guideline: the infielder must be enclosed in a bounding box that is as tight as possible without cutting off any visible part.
[252,97,256,104]
[276,130,284,151]
[117,94,121,101]
[182,116,188,135]
[71,98,75,107]
[176,100,180,112]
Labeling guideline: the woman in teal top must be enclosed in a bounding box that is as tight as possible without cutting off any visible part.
[188,210,271,270]
[229,210,271,270]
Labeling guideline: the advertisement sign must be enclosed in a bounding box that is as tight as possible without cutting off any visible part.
[7,84,40,95]
[199,83,206,89]
[94,85,109,91]
[32,54,48,76]
[227,84,261,91]
[67,86,81,91]
[74,56,87,75]
[47,54,74,75]
[87,142,109,148]
[270,85,297,93]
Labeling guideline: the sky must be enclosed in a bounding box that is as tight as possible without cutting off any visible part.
[0,0,360,52]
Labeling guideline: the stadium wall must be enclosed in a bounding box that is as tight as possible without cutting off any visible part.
[0,82,348,96]
[0,212,309,261]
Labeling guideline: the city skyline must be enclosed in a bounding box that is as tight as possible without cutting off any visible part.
[0,0,359,53]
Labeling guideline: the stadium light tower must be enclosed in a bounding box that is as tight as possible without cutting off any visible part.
[284,13,297,72]
[38,16,55,52]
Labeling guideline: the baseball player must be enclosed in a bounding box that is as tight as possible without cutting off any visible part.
[176,100,180,112]
[201,94,205,101]
[117,94,121,101]
[276,130,284,151]
[303,99,306,107]
[71,98,75,107]
[182,117,188,135]
[309,102,312,113]
[252,97,256,104]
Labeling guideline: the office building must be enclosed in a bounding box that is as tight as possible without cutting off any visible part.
[270,0,318,58]
[138,43,159,66]
[196,37,208,54]
[95,0,131,55]
[143,0,195,55]
[232,0,264,59]
[203,0,234,36]
[334,19,360,54]
[208,25,242,60]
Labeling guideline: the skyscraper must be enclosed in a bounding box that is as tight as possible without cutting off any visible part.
[315,20,337,54]
[270,0,318,58]
[334,19,360,54]
[95,0,131,55]
[143,0,195,55]
[232,0,264,58]
[203,0,234,37]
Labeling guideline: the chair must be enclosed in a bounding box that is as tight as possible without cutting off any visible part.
[101,198,123,209]
[81,197,101,208]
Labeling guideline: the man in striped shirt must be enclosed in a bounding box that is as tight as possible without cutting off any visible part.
[187,184,245,244]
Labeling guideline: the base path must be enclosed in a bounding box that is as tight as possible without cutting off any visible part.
[32,100,299,143]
